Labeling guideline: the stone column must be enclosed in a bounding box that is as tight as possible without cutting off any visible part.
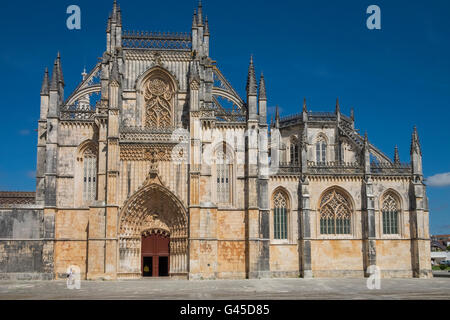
[362,177,377,276]
[410,181,432,278]
[257,124,270,278]
[299,178,313,278]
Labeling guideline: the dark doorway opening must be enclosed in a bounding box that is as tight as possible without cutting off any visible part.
[159,256,169,277]
[143,257,153,277]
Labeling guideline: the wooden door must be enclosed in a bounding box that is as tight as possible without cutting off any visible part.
[141,232,170,277]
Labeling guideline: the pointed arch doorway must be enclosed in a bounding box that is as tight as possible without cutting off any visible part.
[118,173,188,279]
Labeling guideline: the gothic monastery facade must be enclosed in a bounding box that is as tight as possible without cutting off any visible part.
[0,1,431,280]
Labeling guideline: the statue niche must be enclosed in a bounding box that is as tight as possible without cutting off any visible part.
[144,73,175,129]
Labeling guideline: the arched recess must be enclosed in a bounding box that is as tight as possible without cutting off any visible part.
[118,175,188,278]
[379,189,403,236]
[289,135,299,165]
[211,141,236,207]
[74,140,98,207]
[315,133,328,164]
[271,187,292,242]
[317,186,354,236]
[135,66,179,129]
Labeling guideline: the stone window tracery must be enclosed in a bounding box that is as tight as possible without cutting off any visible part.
[290,136,299,165]
[216,146,232,204]
[273,190,289,240]
[316,134,327,164]
[319,189,352,235]
[382,193,399,234]
[144,76,174,129]
[83,145,97,202]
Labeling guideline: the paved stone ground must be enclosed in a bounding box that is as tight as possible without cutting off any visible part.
[0,276,450,300]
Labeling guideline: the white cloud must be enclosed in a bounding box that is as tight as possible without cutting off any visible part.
[427,172,450,187]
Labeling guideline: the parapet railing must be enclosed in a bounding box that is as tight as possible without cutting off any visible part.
[60,108,96,121]
[279,112,341,124]
[370,162,411,175]
[122,30,192,50]
[307,161,363,175]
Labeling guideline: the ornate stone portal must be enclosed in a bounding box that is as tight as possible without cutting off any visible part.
[118,173,188,278]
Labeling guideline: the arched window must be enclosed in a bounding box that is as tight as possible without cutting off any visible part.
[316,135,327,164]
[143,71,175,129]
[273,190,289,240]
[290,137,299,165]
[216,145,232,204]
[382,193,399,234]
[82,145,97,202]
[319,189,352,234]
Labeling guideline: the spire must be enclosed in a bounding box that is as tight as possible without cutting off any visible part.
[204,16,210,35]
[40,68,49,95]
[410,126,422,155]
[394,145,400,164]
[410,126,423,177]
[363,131,370,153]
[107,15,112,32]
[350,107,354,121]
[50,60,59,91]
[56,52,64,87]
[192,9,197,28]
[197,0,203,26]
[110,56,120,83]
[303,98,307,113]
[117,4,122,26]
[362,131,371,173]
[112,0,118,21]
[335,98,340,114]
[246,55,257,96]
[259,73,266,101]
[81,67,88,80]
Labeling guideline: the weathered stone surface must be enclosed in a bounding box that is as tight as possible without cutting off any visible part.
[0,1,431,281]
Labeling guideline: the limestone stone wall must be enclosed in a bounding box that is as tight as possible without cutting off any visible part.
[376,240,413,277]
[311,240,364,277]
[0,208,52,280]
[216,210,246,279]
[53,209,89,278]
[270,245,299,277]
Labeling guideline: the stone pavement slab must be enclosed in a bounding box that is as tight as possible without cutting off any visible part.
[0,278,450,300]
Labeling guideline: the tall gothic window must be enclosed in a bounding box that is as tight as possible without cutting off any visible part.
[316,135,327,164]
[144,73,174,129]
[83,146,97,202]
[319,189,352,235]
[290,142,299,165]
[273,190,289,240]
[216,147,232,204]
[382,193,399,234]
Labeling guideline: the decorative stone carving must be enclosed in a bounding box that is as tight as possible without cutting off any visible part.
[120,144,174,161]
[144,76,174,129]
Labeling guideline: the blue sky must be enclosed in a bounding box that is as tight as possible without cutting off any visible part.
[0,0,448,234]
